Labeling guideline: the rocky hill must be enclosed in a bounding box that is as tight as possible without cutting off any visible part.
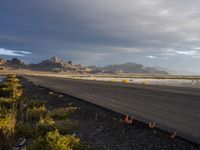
[29,56,88,73]
[0,58,28,69]
[0,56,90,73]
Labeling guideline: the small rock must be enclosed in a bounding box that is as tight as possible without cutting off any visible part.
[49,91,54,95]
[19,138,26,147]
[69,103,73,106]
[95,114,98,120]
[118,118,124,123]
[59,94,63,98]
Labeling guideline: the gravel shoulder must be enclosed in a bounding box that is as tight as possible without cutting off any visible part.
[21,77,200,150]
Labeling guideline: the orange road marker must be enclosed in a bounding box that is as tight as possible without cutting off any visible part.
[149,122,156,128]
[124,115,134,124]
[171,131,177,139]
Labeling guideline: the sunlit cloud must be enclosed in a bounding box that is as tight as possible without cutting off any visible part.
[0,48,31,57]
[146,55,157,59]
[162,49,199,56]
[175,50,197,56]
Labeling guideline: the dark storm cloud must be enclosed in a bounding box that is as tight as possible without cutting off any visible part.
[1,0,200,73]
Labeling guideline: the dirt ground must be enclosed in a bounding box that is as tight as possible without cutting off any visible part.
[21,77,200,150]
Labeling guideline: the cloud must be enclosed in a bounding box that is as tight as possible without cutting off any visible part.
[1,0,200,52]
[161,49,200,57]
[0,48,31,57]
[146,55,157,59]
[1,0,200,72]
[175,50,197,56]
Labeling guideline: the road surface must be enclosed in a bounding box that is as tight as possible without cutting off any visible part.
[24,75,200,144]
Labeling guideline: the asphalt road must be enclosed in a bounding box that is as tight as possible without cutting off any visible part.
[24,75,200,144]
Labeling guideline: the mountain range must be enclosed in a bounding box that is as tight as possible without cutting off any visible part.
[88,63,168,74]
[0,56,168,74]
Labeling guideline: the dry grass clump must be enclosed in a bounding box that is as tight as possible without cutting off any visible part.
[36,116,56,137]
[28,100,46,108]
[28,105,47,121]
[15,123,34,138]
[50,107,78,120]
[55,119,79,134]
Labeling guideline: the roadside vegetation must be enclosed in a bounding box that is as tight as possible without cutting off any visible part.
[0,75,94,150]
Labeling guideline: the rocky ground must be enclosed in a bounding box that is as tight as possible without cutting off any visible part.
[21,77,200,150]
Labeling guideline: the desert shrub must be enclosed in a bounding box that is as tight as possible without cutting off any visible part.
[6,78,20,84]
[47,129,80,150]
[0,98,15,109]
[30,130,83,150]
[47,130,94,150]
[0,113,16,149]
[50,107,78,120]
[15,123,34,138]
[28,137,50,150]
[7,74,17,79]
[36,116,55,137]
[0,98,15,118]
[28,100,46,108]
[0,75,23,98]
[28,105,46,121]
[55,119,79,134]
[21,147,27,150]
[0,113,16,135]
[39,116,55,126]
[0,83,14,97]
[32,95,38,100]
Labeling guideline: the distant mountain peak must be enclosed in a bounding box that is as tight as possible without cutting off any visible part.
[50,56,62,63]
[8,58,25,65]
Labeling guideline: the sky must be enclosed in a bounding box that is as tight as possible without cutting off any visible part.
[1,0,200,74]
